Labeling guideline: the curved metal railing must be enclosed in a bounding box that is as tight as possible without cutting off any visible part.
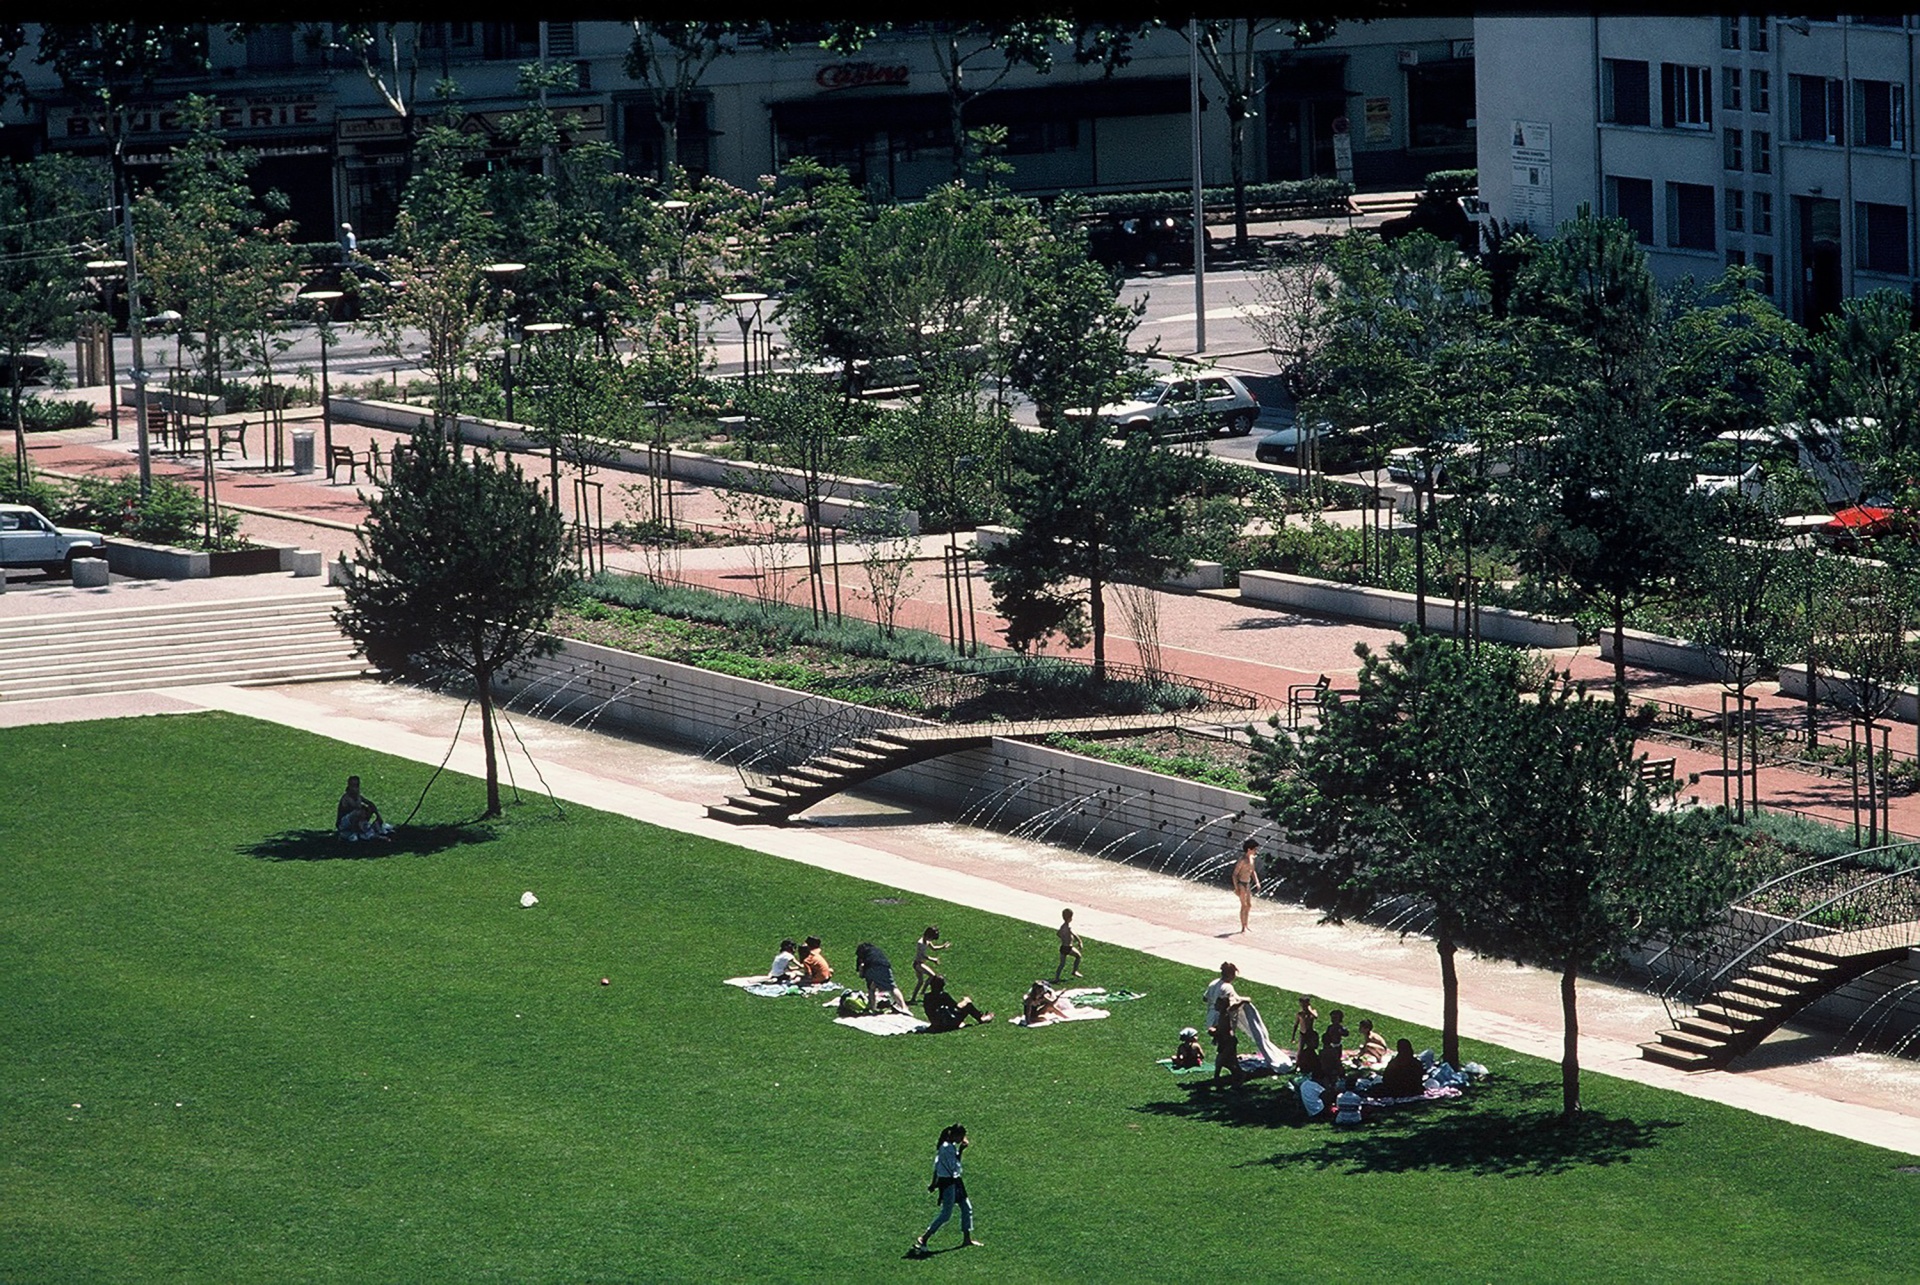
[1648,841,1920,1026]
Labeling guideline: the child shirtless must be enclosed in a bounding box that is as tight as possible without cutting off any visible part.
[1053,908,1084,982]
[909,925,948,1003]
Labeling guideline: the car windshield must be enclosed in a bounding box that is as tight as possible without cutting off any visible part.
[1130,382,1170,402]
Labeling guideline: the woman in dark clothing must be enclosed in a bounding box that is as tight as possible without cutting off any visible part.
[855,941,911,1013]
[921,975,994,1032]
[1375,1038,1426,1098]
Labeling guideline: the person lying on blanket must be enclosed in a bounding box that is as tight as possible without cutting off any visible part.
[922,975,994,1032]
[1171,1027,1206,1068]
[1022,980,1074,1025]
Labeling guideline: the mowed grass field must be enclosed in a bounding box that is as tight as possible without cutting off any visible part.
[3,712,1916,1282]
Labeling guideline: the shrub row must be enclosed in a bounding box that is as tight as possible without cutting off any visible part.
[1078,178,1353,218]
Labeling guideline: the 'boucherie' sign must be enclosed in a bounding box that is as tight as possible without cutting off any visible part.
[815,62,909,91]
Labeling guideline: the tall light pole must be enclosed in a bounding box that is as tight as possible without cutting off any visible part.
[84,260,127,442]
[300,289,345,463]
[1190,15,1207,355]
[523,320,572,505]
[482,261,527,421]
[721,291,770,389]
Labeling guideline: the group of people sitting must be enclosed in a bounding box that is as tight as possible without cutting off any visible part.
[766,936,836,987]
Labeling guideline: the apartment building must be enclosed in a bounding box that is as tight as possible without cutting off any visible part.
[3,19,1473,242]
[1478,13,1920,325]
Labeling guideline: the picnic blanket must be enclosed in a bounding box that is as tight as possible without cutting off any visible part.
[834,1012,931,1036]
[1058,987,1145,1006]
[1363,1084,1465,1109]
[1014,1003,1110,1029]
[1156,1058,1214,1076]
[723,975,845,999]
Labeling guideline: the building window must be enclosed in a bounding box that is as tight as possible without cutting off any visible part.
[1753,69,1771,112]
[1793,74,1846,142]
[1722,16,1743,48]
[1755,191,1775,235]
[1728,248,1748,271]
[418,22,444,49]
[545,22,576,57]
[1604,59,1652,125]
[1727,188,1747,231]
[246,25,295,68]
[1606,175,1656,244]
[1753,129,1773,172]
[1856,201,1910,273]
[1663,64,1713,129]
[1750,16,1770,51]
[1755,250,1775,294]
[1857,80,1908,149]
[1668,182,1717,250]
[1724,68,1743,111]
[1725,128,1745,169]
[451,21,474,46]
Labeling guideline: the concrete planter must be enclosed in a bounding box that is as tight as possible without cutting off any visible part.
[1778,663,1920,723]
[330,397,918,533]
[1238,569,1578,648]
[1600,628,1754,682]
[105,537,321,581]
[971,525,1223,590]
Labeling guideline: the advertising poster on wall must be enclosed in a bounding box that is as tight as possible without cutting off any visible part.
[1509,119,1553,229]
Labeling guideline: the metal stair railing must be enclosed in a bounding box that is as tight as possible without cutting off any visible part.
[1649,841,1920,1029]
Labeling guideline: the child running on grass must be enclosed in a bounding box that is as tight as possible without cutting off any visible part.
[909,925,947,1003]
[1053,908,1083,981]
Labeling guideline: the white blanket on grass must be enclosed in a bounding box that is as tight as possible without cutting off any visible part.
[1014,988,1114,1028]
[834,1012,931,1036]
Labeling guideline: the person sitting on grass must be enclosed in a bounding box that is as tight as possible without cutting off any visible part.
[1333,1077,1365,1127]
[1171,1026,1206,1068]
[1022,980,1073,1025]
[922,975,993,1032]
[336,775,393,841]
[1355,1018,1389,1067]
[768,939,803,984]
[799,936,833,985]
[1372,1038,1426,1098]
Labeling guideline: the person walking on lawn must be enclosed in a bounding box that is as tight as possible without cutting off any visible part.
[910,1123,979,1256]
[1053,908,1083,981]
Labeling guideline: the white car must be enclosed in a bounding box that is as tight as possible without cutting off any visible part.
[1076,373,1260,437]
[0,504,106,576]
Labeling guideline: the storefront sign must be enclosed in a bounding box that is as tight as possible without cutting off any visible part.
[1451,39,1475,60]
[814,62,910,91]
[339,116,406,141]
[51,94,328,142]
[1364,97,1392,144]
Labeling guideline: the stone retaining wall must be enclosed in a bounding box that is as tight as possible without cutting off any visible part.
[1600,628,1749,682]
[331,397,918,533]
[1238,570,1578,648]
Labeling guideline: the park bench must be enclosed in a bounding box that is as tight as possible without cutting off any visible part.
[327,444,363,484]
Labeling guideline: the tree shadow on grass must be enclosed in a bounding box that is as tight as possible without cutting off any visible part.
[241,823,498,862]
[1138,1078,1682,1176]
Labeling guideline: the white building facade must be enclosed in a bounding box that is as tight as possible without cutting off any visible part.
[1478,13,1920,325]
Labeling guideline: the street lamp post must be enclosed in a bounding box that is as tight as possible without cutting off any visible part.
[84,260,127,442]
[482,262,527,421]
[721,291,770,390]
[523,320,573,505]
[300,290,346,463]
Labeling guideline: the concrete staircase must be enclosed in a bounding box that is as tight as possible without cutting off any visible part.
[0,591,370,702]
[1349,190,1421,219]
[1639,927,1916,1070]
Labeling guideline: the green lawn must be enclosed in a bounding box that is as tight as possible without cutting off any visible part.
[3,713,1915,1282]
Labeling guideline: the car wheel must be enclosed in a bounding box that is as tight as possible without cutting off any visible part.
[1227,412,1255,437]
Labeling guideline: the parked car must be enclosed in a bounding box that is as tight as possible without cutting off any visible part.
[1084,213,1210,271]
[1074,372,1260,437]
[0,503,106,576]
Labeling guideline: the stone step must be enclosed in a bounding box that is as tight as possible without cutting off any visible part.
[0,630,349,682]
[2,657,370,702]
[1655,1026,1733,1056]
[0,592,340,636]
[1695,1002,1769,1029]
[0,610,339,655]
[1639,1039,1717,1070]
[1675,1014,1746,1043]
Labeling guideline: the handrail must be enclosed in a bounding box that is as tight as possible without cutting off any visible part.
[1648,841,1920,1018]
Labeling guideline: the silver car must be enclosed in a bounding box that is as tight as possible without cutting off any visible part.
[1080,373,1260,437]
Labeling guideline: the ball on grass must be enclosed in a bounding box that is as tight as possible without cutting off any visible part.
[600,977,611,986]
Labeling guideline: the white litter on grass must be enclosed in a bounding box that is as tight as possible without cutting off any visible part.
[520,891,539,907]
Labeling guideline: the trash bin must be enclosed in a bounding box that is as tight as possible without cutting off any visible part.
[291,429,316,475]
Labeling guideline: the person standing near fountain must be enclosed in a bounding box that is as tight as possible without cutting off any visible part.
[1052,908,1084,982]
[1232,838,1263,933]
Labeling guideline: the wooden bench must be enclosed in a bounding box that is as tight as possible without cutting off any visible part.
[327,444,363,484]
[216,419,249,460]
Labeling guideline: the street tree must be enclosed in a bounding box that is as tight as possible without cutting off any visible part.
[1660,265,1808,451]
[1251,629,1532,1068]
[622,22,757,183]
[309,23,431,190]
[737,372,866,625]
[336,427,572,818]
[0,154,106,489]
[360,218,499,443]
[1475,673,1739,1117]
[1810,551,1920,842]
[1809,288,1920,491]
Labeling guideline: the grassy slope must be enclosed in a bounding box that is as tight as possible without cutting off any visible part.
[2,713,1913,1282]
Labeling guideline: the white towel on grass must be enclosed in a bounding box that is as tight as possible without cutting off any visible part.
[834,1012,931,1036]
[1014,1004,1110,1029]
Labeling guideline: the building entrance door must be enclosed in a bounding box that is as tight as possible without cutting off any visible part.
[1796,195,1843,328]
[1267,99,1342,180]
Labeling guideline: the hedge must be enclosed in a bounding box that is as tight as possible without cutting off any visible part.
[1079,178,1353,218]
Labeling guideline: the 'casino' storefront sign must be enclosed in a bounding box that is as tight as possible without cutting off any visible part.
[814,62,909,91]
